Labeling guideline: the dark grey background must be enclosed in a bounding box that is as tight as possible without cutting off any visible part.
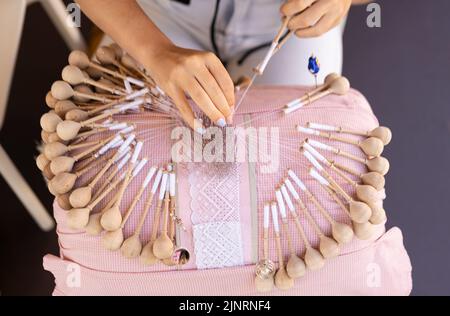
[0,0,449,295]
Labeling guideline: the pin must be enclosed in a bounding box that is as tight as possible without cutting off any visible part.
[308,55,320,88]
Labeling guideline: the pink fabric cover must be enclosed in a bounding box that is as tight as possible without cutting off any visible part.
[43,86,412,296]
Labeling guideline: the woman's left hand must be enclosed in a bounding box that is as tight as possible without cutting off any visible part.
[280,0,352,37]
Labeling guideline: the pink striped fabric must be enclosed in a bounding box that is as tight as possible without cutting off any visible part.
[43,86,412,295]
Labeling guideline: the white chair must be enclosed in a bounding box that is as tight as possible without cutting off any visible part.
[0,0,87,231]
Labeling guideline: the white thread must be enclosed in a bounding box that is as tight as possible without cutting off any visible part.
[114,146,129,162]
[117,153,131,170]
[257,42,277,74]
[131,141,143,164]
[288,169,306,191]
[126,77,145,88]
[275,190,287,219]
[151,169,163,194]
[123,79,132,94]
[158,172,168,200]
[303,150,324,171]
[283,101,304,114]
[286,98,302,108]
[98,135,122,155]
[111,139,124,149]
[109,122,128,130]
[119,125,135,135]
[271,203,280,233]
[303,141,328,163]
[119,134,135,153]
[297,126,320,135]
[307,139,334,152]
[132,158,147,177]
[280,184,295,212]
[309,168,330,186]
[142,167,157,188]
[263,204,270,229]
[285,178,300,200]
[307,122,338,131]
[125,88,149,101]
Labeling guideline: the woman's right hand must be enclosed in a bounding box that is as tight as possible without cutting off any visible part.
[144,44,235,133]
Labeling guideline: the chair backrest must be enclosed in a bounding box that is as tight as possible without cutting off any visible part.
[0,0,27,129]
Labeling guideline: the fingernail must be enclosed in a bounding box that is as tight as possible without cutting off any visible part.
[226,115,233,125]
[216,118,227,127]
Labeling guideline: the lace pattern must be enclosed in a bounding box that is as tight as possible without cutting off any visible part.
[188,163,244,269]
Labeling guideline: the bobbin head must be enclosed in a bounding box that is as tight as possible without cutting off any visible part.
[353,221,376,240]
[51,81,74,100]
[370,126,392,145]
[319,235,340,258]
[50,172,77,195]
[69,186,92,209]
[356,185,380,203]
[55,100,77,117]
[62,65,86,85]
[65,109,89,122]
[96,46,117,65]
[324,73,340,85]
[57,120,82,141]
[68,50,90,69]
[361,172,385,191]
[153,236,174,260]
[140,242,158,265]
[50,156,76,175]
[102,229,124,250]
[366,157,390,175]
[360,137,384,157]
[332,222,354,244]
[286,255,306,279]
[274,267,294,290]
[100,206,123,232]
[304,247,325,270]
[45,91,58,108]
[67,208,90,230]
[349,201,372,223]
[57,193,72,211]
[330,76,351,95]
[85,213,104,236]
[44,142,68,160]
[40,112,63,133]
[120,235,143,259]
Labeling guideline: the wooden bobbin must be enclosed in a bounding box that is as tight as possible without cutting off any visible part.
[62,65,126,95]
[287,170,340,259]
[69,148,125,208]
[120,167,159,258]
[139,170,165,265]
[305,139,390,175]
[271,202,294,291]
[298,125,384,157]
[255,204,275,292]
[275,189,306,279]
[284,77,350,114]
[306,122,392,146]
[281,182,325,271]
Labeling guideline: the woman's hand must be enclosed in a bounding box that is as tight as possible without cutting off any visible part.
[280,0,352,38]
[145,44,235,133]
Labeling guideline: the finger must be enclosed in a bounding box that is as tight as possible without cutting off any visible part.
[280,0,315,17]
[205,53,235,108]
[287,0,329,31]
[169,87,205,134]
[294,13,336,38]
[195,65,232,118]
[186,79,226,127]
